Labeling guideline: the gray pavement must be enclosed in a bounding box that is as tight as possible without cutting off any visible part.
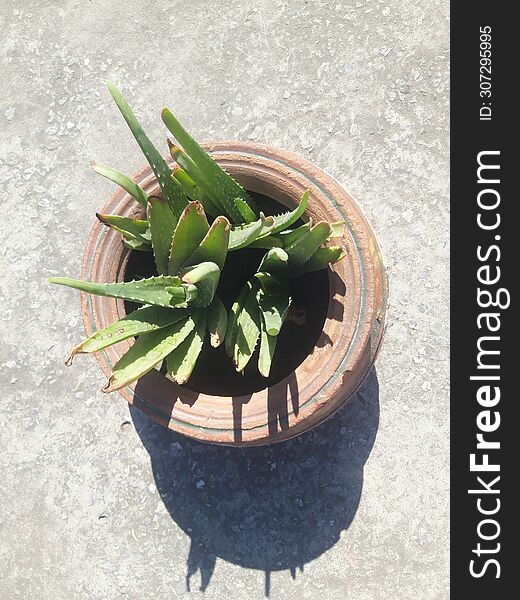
[0,1,449,598]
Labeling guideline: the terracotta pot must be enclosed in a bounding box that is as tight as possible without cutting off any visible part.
[80,142,387,446]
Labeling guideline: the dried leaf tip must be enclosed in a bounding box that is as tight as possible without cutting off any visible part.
[166,138,178,152]
[64,349,78,367]
[102,378,115,393]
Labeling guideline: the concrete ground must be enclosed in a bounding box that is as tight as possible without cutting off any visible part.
[0,1,449,599]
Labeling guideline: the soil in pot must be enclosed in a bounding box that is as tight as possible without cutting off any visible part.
[124,192,329,397]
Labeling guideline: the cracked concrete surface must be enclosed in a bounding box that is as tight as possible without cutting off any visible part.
[0,1,449,598]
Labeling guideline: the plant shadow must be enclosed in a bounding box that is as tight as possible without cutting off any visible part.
[130,368,380,596]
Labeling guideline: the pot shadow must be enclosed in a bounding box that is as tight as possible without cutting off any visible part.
[231,372,300,443]
[231,394,252,444]
[129,368,379,596]
[267,372,300,437]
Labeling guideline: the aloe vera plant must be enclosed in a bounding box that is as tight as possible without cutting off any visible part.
[51,82,345,391]
[51,199,229,390]
[226,220,345,378]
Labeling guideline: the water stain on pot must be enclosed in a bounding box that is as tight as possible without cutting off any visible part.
[123,192,329,396]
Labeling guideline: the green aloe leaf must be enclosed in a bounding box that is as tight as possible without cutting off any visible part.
[258,247,289,280]
[329,221,345,238]
[257,288,291,336]
[225,280,253,357]
[162,107,250,223]
[96,213,151,245]
[235,197,257,223]
[103,315,196,392]
[49,275,187,308]
[207,295,228,348]
[107,83,188,217]
[65,305,189,364]
[246,236,284,250]
[279,220,313,247]
[147,196,178,275]
[123,237,152,252]
[171,166,198,196]
[168,141,207,187]
[168,201,209,275]
[172,166,220,216]
[254,272,282,296]
[292,246,346,276]
[228,214,274,250]
[181,261,220,307]
[262,190,309,237]
[234,283,261,372]
[92,162,149,209]
[167,309,207,384]
[285,221,332,270]
[258,318,277,378]
[183,216,230,270]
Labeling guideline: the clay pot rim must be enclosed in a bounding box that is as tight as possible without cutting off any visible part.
[80,141,387,445]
